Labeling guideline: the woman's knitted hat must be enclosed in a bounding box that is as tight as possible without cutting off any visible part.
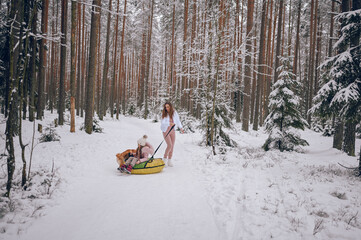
[137,135,148,146]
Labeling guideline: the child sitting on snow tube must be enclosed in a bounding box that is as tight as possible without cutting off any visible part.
[118,135,154,174]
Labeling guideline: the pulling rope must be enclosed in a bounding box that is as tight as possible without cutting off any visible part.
[146,124,175,164]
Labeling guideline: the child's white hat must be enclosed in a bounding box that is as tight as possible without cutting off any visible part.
[137,135,148,146]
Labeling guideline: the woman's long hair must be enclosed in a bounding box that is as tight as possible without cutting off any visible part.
[136,145,144,160]
[162,102,174,119]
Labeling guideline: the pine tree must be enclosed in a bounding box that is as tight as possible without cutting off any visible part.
[200,1,235,152]
[311,2,361,156]
[263,57,309,152]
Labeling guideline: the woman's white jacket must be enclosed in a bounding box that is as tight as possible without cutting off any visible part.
[160,111,183,133]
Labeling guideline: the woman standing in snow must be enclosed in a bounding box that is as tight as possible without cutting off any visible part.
[161,102,184,167]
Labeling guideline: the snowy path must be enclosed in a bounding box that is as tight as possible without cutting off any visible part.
[11,116,220,240]
[3,115,361,240]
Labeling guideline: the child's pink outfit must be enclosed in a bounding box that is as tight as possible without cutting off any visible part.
[124,142,154,167]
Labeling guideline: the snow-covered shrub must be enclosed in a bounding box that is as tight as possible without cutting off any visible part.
[263,57,308,152]
[80,119,103,133]
[199,101,236,149]
[311,120,323,133]
[322,121,335,137]
[313,218,325,236]
[178,111,197,133]
[0,164,62,234]
[128,104,136,116]
[39,126,60,142]
[197,70,236,149]
[311,118,334,137]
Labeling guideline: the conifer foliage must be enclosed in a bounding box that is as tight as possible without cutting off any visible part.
[263,57,309,152]
[313,10,361,118]
[2,0,361,196]
[311,2,361,156]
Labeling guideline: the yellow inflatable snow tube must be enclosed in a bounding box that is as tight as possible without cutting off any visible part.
[131,158,165,175]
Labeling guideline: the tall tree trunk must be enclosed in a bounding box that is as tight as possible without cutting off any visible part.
[181,0,189,109]
[292,0,301,76]
[70,0,77,132]
[333,0,349,150]
[48,0,56,113]
[250,2,259,125]
[343,0,360,156]
[138,3,147,108]
[343,120,356,156]
[264,1,277,119]
[287,0,293,57]
[189,0,197,115]
[210,0,226,153]
[19,98,27,187]
[6,0,25,197]
[37,0,49,120]
[242,0,255,132]
[253,0,267,131]
[112,0,120,119]
[70,1,77,98]
[80,7,86,117]
[58,0,67,125]
[236,0,245,123]
[22,5,29,121]
[281,1,286,56]
[100,0,112,119]
[205,12,213,146]
[261,0,272,124]
[314,18,322,95]
[233,0,240,121]
[121,54,127,114]
[29,1,37,122]
[96,23,101,114]
[117,0,127,119]
[76,2,81,116]
[307,0,318,123]
[328,1,335,58]
[19,50,28,186]
[169,2,176,97]
[144,0,154,119]
[85,0,101,134]
[273,0,284,85]
[19,3,36,187]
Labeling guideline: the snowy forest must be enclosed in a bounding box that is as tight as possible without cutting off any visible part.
[0,0,361,239]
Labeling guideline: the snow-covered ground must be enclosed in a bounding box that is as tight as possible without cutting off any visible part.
[0,112,360,240]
